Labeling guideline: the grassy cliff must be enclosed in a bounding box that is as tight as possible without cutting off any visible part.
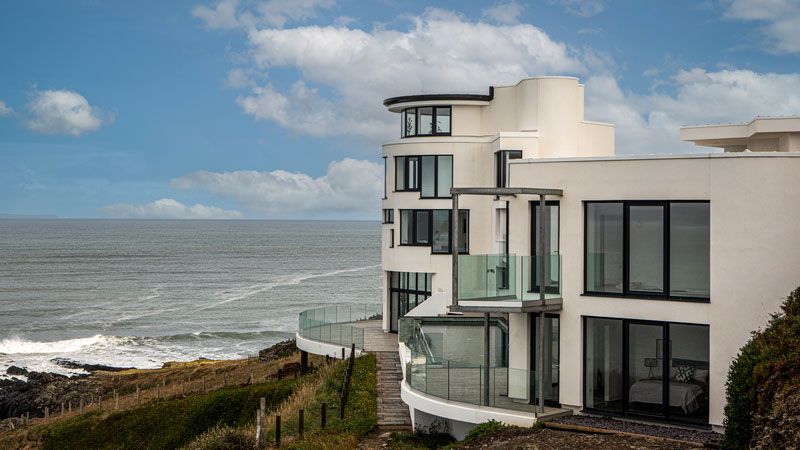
[723,286,800,449]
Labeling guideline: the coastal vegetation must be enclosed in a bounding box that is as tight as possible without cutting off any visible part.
[722,286,800,449]
[0,343,379,450]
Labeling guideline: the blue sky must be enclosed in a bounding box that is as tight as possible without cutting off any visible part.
[1,0,798,219]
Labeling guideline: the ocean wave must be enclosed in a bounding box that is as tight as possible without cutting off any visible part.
[0,334,105,355]
[195,264,380,312]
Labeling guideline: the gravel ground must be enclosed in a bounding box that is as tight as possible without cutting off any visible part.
[550,415,722,446]
[455,427,698,449]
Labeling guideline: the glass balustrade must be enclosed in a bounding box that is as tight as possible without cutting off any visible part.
[297,304,382,349]
[457,253,562,302]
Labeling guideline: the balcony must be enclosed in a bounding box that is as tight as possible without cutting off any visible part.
[455,253,562,312]
[296,304,394,357]
[398,316,569,420]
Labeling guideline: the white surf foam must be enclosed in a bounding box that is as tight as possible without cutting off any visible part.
[195,264,380,312]
[0,335,104,355]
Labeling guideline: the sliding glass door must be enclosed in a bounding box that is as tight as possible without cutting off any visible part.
[530,314,560,406]
[584,317,709,424]
[626,322,666,418]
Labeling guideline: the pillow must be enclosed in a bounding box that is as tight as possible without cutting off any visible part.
[693,368,709,384]
[674,365,695,383]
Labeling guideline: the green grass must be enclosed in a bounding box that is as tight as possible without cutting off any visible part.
[275,353,377,449]
[39,378,296,450]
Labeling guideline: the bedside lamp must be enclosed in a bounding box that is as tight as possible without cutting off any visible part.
[644,358,659,378]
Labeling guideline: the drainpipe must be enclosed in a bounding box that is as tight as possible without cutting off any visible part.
[484,312,490,406]
[537,194,546,414]
[451,193,459,308]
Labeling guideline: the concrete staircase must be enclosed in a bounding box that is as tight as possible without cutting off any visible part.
[376,351,412,430]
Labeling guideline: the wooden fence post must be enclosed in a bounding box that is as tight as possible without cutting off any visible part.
[275,415,281,448]
[44,407,49,422]
[255,410,263,448]
[68,401,72,413]
[80,399,84,414]
[61,402,65,416]
[299,409,304,438]
[114,391,119,410]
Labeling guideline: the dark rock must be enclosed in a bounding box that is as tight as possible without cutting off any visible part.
[6,366,28,376]
[259,340,297,362]
[51,358,135,373]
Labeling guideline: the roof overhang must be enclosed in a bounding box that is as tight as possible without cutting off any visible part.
[450,187,563,197]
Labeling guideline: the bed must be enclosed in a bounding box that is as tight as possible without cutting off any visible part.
[628,359,709,414]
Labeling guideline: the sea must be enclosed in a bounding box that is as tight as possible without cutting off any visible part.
[0,220,381,378]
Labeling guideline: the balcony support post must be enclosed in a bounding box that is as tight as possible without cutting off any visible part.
[537,194,546,414]
[484,312,490,406]
[451,193,459,307]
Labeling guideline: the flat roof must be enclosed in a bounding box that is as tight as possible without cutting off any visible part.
[383,87,494,106]
[511,152,800,165]
[681,117,800,148]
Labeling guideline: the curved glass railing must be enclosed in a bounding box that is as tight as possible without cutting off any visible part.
[399,316,557,411]
[298,304,382,349]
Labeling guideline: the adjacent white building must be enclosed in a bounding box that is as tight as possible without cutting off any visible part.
[298,76,800,438]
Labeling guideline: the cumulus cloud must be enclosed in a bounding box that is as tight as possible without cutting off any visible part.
[723,0,800,54]
[228,8,584,143]
[482,1,525,24]
[549,0,606,17]
[585,68,800,154]
[101,198,243,219]
[0,101,11,117]
[171,158,382,215]
[193,0,335,30]
[26,90,110,136]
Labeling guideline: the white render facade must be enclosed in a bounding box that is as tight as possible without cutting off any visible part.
[379,76,800,436]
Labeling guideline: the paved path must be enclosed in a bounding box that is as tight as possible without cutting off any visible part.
[351,320,398,352]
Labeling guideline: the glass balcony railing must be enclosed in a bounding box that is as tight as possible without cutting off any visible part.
[457,253,561,302]
[399,316,559,410]
[298,304,382,349]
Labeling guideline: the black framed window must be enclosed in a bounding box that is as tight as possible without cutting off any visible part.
[383,157,388,199]
[584,201,710,301]
[583,316,710,425]
[388,271,433,332]
[495,150,523,188]
[400,208,468,253]
[396,155,452,198]
[389,228,394,248]
[395,156,420,191]
[401,106,452,137]
[382,208,394,224]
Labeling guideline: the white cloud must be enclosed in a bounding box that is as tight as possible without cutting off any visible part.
[193,0,335,30]
[192,0,241,29]
[482,1,525,24]
[549,0,606,17]
[25,90,110,136]
[101,198,243,219]
[723,0,800,54]
[585,68,800,154]
[171,158,382,215]
[0,101,11,117]
[231,7,584,143]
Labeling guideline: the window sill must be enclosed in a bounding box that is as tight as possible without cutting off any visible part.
[580,292,710,304]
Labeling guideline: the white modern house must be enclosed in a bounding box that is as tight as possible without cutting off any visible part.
[299,76,800,438]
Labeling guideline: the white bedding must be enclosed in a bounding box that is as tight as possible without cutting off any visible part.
[628,379,703,413]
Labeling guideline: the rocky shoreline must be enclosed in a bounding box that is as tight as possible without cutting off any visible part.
[0,339,297,422]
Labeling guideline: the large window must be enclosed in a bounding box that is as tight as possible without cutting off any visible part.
[383,157,388,199]
[584,201,709,301]
[496,150,523,188]
[400,209,468,253]
[395,155,452,198]
[402,106,452,137]
[584,317,709,425]
[389,271,433,332]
